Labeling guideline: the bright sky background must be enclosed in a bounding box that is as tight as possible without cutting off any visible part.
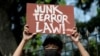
[65,0,98,22]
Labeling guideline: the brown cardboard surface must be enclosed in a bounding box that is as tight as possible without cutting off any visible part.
[26,3,75,35]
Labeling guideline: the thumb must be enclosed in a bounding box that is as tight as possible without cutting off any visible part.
[32,32,37,36]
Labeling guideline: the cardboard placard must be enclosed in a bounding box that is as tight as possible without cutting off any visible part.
[26,3,75,35]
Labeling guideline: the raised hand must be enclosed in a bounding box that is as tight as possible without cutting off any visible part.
[13,24,36,56]
[23,25,36,41]
[69,27,80,43]
[68,27,90,56]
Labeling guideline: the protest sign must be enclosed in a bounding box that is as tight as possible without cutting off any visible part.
[26,3,75,35]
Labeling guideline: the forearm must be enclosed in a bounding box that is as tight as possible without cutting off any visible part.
[13,39,27,56]
[75,41,90,56]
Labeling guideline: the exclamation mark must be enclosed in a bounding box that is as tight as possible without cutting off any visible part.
[62,23,65,34]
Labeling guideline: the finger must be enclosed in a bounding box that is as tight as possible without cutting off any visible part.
[71,30,77,36]
[24,24,29,29]
[24,27,29,31]
[24,30,29,34]
[75,34,80,40]
[25,24,28,27]
[24,28,28,31]
[23,27,29,34]
[74,33,79,37]
[25,25,29,28]
[31,33,39,39]
[67,29,76,36]
[24,25,29,31]
[73,27,77,31]
[32,32,37,36]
